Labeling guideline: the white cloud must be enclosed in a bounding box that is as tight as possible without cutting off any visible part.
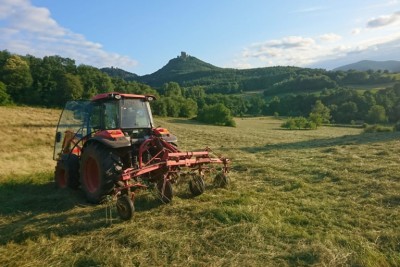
[240,35,327,67]
[365,0,399,9]
[367,11,400,28]
[351,28,362,35]
[0,0,138,70]
[235,28,400,69]
[319,33,342,42]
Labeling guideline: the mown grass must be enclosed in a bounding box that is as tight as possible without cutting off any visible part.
[0,107,399,266]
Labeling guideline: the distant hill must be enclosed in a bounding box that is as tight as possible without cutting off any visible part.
[101,53,397,94]
[138,52,223,86]
[129,52,305,92]
[101,67,138,81]
[334,60,400,72]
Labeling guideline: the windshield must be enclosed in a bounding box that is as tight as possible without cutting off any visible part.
[53,100,89,160]
[120,98,153,128]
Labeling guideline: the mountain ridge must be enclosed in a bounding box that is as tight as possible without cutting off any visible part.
[333,60,400,72]
[100,54,399,94]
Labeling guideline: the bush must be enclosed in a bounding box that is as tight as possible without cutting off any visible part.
[364,124,393,133]
[0,82,11,105]
[281,117,316,130]
[197,103,236,127]
[395,121,400,132]
[305,121,317,130]
[281,118,296,129]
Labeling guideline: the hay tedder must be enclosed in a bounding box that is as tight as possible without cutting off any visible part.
[54,92,229,220]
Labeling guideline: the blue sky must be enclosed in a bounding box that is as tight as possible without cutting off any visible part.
[0,0,399,75]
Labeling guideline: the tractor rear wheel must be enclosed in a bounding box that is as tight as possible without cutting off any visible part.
[116,195,134,220]
[189,174,205,196]
[157,179,173,204]
[79,143,123,203]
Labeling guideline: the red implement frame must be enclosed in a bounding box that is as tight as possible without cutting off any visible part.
[115,136,229,195]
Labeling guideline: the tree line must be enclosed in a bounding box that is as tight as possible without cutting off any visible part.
[0,51,236,126]
[0,50,399,127]
[265,84,400,124]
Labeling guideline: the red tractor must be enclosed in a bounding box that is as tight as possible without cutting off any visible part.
[54,92,229,220]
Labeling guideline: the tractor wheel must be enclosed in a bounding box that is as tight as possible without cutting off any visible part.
[189,175,205,196]
[214,173,229,188]
[65,154,80,189]
[55,155,80,189]
[157,179,173,204]
[55,161,67,189]
[80,143,123,203]
[116,195,134,220]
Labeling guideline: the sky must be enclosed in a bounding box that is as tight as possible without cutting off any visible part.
[0,0,399,75]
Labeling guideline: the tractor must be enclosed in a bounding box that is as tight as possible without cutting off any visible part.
[54,92,229,220]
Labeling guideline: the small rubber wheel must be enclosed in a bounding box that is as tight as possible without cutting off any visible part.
[214,173,229,188]
[157,179,173,204]
[116,195,134,220]
[189,175,205,196]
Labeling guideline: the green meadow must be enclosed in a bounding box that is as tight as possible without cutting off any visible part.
[0,106,399,266]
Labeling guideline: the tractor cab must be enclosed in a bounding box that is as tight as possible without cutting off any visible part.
[89,92,154,135]
[54,92,158,160]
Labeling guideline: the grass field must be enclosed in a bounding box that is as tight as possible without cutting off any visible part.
[0,106,399,266]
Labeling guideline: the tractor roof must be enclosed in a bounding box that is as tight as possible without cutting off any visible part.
[92,92,155,101]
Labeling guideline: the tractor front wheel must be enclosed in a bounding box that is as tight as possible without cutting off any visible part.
[80,143,122,203]
[55,161,67,189]
[116,195,134,220]
[55,155,80,189]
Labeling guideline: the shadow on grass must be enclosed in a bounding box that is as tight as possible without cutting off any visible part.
[242,132,400,153]
[0,174,108,244]
[134,195,164,211]
[0,179,82,215]
[0,173,163,245]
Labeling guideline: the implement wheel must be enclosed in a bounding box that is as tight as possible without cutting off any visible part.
[80,143,122,203]
[116,195,134,220]
[214,173,229,188]
[189,174,205,196]
[157,179,173,204]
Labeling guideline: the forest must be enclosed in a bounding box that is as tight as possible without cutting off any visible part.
[0,50,399,126]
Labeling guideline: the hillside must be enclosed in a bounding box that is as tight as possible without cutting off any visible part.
[334,60,400,72]
[0,106,399,266]
[101,66,139,81]
[104,52,310,92]
[102,53,397,94]
[138,52,224,86]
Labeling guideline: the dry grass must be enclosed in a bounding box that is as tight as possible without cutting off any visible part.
[0,107,399,266]
[0,106,60,179]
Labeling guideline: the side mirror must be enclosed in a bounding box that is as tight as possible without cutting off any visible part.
[55,132,62,143]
